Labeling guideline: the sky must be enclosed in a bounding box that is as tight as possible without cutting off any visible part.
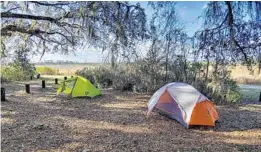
[31,1,207,63]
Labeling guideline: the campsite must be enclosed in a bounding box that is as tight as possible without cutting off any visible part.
[1,78,261,151]
[1,1,261,152]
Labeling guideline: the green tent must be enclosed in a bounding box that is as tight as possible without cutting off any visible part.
[57,76,101,98]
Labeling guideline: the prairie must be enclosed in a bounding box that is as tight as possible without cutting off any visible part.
[35,63,104,75]
[230,65,261,84]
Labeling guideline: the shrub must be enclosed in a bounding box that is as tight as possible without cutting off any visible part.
[76,60,241,104]
[1,66,35,82]
[76,66,113,88]
[199,66,242,104]
[76,62,167,92]
[36,66,58,75]
[1,47,36,82]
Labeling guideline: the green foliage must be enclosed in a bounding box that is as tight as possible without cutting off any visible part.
[226,90,241,103]
[76,67,113,88]
[36,67,58,75]
[1,63,36,82]
[201,66,242,104]
[76,62,165,92]
[1,48,35,82]
[206,80,241,104]
[1,66,29,81]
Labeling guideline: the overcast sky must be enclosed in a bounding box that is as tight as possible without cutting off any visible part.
[31,1,207,63]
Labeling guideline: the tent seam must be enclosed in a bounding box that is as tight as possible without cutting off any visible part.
[70,77,78,97]
[166,87,188,124]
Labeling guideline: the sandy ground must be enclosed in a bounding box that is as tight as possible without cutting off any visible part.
[1,80,261,152]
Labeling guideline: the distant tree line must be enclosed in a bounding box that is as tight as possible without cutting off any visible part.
[36,60,80,64]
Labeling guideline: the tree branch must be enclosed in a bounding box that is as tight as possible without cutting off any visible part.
[29,1,71,6]
[1,12,58,22]
[1,25,45,36]
[6,7,21,12]
[1,12,72,23]
[1,25,74,44]
[225,1,249,62]
[234,39,248,61]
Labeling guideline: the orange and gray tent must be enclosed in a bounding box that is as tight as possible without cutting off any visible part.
[147,82,218,128]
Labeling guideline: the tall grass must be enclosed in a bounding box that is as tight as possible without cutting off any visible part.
[36,66,59,75]
[230,65,261,84]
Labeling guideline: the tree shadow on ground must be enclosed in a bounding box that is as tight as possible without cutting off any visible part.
[213,105,261,132]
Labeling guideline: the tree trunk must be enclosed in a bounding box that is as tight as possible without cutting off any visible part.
[165,35,171,82]
[183,58,187,82]
[111,47,115,69]
[165,55,168,82]
[205,58,209,81]
[111,2,121,69]
[225,1,234,44]
[205,49,210,82]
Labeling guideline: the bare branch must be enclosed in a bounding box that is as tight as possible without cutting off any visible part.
[234,39,248,61]
[1,25,75,44]
[29,1,71,6]
[1,12,72,23]
[6,7,20,12]
[1,12,58,22]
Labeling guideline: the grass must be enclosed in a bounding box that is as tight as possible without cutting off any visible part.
[230,65,261,84]
[36,66,59,75]
[35,63,107,75]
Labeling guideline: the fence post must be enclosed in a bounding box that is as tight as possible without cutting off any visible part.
[36,74,40,79]
[55,78,58,84]
[64,77,67,80]
[42,80,46,88]
[25,84,30,93]
[259,92,261,102]
[1,87,6,101]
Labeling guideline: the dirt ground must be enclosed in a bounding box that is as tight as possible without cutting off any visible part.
[1,80,261,152]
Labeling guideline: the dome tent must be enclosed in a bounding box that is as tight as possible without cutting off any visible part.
[147,82,218,128]
[57,76,101,98]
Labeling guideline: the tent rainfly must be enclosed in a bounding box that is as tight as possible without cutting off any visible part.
[57,76,101,98]
[147,82,218,128]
